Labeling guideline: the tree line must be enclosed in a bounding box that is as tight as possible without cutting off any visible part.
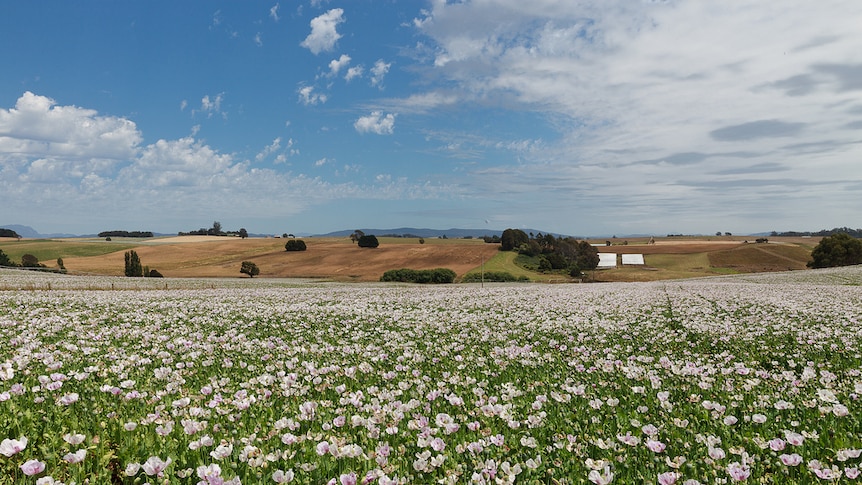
[499,228,600,276]
[99,230,154,238]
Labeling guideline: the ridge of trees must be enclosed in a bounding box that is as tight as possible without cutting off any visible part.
[0,228,21,238]
[178,221,250,239]
[98,230,154,238]
[772,227,862,238]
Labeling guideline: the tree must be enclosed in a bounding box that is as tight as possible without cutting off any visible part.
[238,228,248,239]
[240,261,260,278]
[0,249,13,266]
[210,221,222,236]
[124,250,143,277]
[21,254,42,267]
[57,258,65,271]
[500,228,529,251]
[808,233,862,268]
[357,234,379,248]
[285,239,307,251]
[349,230,365,244]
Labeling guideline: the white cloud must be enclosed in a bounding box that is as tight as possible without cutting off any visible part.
[300,8,344,55]
[370,59,391,88]
[297,86,327,105]
[269,3,279,21]
[198,93,225,119]
[254,32,263,47]
[0,93,453,233]
[345,66,364,82]
[328,54,351,76]
[255,137,282,162]
[0,91,141,160]
[354,111,396,135]
[314,157,329,167]
[407,0,862,233]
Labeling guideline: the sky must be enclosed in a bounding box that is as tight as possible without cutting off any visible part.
[1,1,861,237]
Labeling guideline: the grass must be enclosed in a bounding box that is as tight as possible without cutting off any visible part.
[0,239,137,264]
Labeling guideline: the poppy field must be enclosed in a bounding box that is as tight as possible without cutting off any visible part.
[1,267,861,484]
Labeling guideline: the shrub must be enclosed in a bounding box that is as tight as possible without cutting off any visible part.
[285,239,307,251]
[461,271,527,283]
[357,235,379,248]
[380,268,456,284]
[148,269,164,278]
[240,261,260,278]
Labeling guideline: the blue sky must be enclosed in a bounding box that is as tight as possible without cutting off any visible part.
[1,1,861,237]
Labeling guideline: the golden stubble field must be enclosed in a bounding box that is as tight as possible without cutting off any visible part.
[59,236,501,282]
[2,235,819,282]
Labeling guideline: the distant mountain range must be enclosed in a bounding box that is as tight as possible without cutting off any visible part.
[1,224,564,240]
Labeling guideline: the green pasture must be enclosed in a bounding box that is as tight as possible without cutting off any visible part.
[0,239,135,265]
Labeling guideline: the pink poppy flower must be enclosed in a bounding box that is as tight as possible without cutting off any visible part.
[727,462,750,481]
[0,437,27,457]
[142,456,171,477]
[20,459,46,476]
[272,469,295,483]
[768,438,786,451]
[658,471,679,485]
[779,453,802,466]
[588,465,614,485]
[646,439,667,453]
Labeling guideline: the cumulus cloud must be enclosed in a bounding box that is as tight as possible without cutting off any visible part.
[0,92,452,233]
[328,54,351,76]
[301,8,344,55]
[354,111,396,135]
[297,86,327,105]
[0,91,141,160]
[370,59,391,88]
[345,66,364,82]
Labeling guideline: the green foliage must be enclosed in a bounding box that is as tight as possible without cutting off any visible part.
[461,271,528,283]
[380,268,456,284]
[0,249,13,267]
[57,257,65,270]
[808,232,862,268]
[148,269,164,278]
[500,228,529,251]
[240,261,260,278]
[239,228,248,239]
[285,239,307,251]
[0,228,21,238]
[98,230,154,238]
[357,234,380,248]
[124,250,143,277]
[21,254,43,267]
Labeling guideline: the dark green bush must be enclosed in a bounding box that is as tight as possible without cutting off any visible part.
[380,268,456,284]
[461,271,527,283]
[285,239,307,251]
[357,235,380,248]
